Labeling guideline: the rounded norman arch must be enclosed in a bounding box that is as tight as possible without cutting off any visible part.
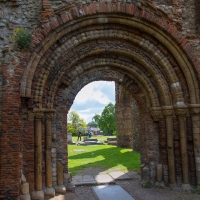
[2,1,200,199]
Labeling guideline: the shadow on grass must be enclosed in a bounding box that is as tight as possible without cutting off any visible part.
[68,145,140,175]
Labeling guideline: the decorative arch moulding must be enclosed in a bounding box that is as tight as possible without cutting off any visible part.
[150,104,200,120]
[34,1,195,52]
[20,1,200,108]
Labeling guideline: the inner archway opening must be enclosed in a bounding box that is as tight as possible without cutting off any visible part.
[67,81,142,177]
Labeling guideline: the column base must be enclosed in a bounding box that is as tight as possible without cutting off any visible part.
[65,182,76,192]
[182,184,192,191]
[54,185,66,194]
[44,187,55,197]
[31,190,44,200]
[20,193,31,200]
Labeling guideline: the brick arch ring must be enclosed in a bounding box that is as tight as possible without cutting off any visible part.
[53,64,159,107]
[42,38,175,108]
[32,30,188,108]
[46,57,166,108]
[20,13,199,104]
[18,3,200,194]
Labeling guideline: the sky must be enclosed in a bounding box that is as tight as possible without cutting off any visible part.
[69,81,115,123]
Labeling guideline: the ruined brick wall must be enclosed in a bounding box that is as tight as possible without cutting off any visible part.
[131,99,140,152]
[115,83,140,152]
[115,83,160,164]
[115,83,134,148]
[1,0,200,198]
[196,0,200,34]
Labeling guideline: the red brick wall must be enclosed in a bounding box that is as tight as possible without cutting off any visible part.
[0,62,23,199]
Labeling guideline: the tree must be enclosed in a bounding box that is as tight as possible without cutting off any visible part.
[87,121,98,128]
[93,103,116,134]
[67,110,87,135]
[68,110,80,130]
[67,122,78,135]
[92,114,101,124]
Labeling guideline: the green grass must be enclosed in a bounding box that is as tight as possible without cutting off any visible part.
[68,136,140,176]
[72,135,116,143]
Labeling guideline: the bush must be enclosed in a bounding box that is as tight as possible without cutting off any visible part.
[10,27,32,49]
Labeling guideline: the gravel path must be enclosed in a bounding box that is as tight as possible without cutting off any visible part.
[49,168,200,200]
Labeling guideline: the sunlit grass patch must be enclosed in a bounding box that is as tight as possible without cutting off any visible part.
[68,142,140,176]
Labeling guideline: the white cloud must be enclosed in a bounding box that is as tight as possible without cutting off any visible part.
[91,91,110,105]
[69,81,115,123]
[74,81,114,105]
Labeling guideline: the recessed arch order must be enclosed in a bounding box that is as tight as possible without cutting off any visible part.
[19,3,200,194]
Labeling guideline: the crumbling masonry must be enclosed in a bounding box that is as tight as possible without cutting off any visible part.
[1,0,200,199]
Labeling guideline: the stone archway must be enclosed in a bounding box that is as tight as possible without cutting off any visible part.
[1,1,200,199]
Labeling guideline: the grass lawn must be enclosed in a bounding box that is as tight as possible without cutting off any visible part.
[68,136,140,176]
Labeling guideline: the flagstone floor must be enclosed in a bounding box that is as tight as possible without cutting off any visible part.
[49,169,200,200]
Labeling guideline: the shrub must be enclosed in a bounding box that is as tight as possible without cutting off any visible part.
[10,27,32,49]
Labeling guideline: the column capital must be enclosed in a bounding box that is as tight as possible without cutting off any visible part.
[162,106,174,117]
[45,113,54,120]
[174,105,188,117]
[33,108,55,113]
[188,104,200,115]
[150,107,163,121]
[35,112,44,119]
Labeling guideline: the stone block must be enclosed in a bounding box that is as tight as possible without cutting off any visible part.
[44,187,55,197]
[52,177,57,182]
[21,182,29,195]
[54,185,66,194]
[31,190,44,200]
[52,171,57,176]
[21,174,26,183]
[20,193,31,200]
[156,164,162,182]
[64,172,72,182]
[53,181,57,186]
[65,182,75,192]
[142,166,150,182]
[195,157,200,164]
[51,148,56,153]
[182,184,192,191]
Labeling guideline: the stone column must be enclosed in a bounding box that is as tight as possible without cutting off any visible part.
[188,104,200,187]
[44,113,55,197]
[175,106,191,189]
[34,112,44,191]
[31,112,45,200]
[162,106,176,185]
[55,162,66,194]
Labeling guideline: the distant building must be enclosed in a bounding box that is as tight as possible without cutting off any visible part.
[86,126,103,135]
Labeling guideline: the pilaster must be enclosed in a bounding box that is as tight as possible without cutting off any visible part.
[44,112,55,197]
[188,104,200,187]
[175,105,191,189]
[162,106,175,185]
[34,112,44,191]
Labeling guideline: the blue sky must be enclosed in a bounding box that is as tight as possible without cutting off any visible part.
[69,81,115,123]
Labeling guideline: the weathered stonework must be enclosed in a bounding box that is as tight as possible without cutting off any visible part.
[1,0,200,199]
[115,83,140,151]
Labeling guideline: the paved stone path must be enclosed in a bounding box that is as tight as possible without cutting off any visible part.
[93,185,135,200]
[72,171,132,186]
